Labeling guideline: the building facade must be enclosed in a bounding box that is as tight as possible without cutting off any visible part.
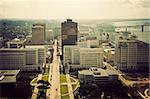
[31,24,46,44]
[61,19,78,45]
[63,45,103,74]
[0,46,46,71]
[80,48,103,67]
[115,39,149,72]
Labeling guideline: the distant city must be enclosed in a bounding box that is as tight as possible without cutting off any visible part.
[0,18,149,99]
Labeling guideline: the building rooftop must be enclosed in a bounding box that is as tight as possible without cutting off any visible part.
[6,38,26,44]
[78,70,93,75]
[104,48,115,53]
[26,45,45,49]
[79,68,119,77]
[32,26,45,29]
[106,69,119,75]
[0,70,20,84]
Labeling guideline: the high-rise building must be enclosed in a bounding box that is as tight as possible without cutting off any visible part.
[31,24,46,44]
[61,19,78,60]
[61,19,78,45]
[115,38,149,72]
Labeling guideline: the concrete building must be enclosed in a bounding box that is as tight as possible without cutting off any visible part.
[46,29,53,42]
[115,38,149,72]
[0,70,20,84]
[63,45,80,66]
[80,48,103,67]
[61,19,78,60]
[78,40,100,48]
[31,24,46,44]
[78,68,118,83]
[26,45,46,64]
[103,48,115,64]
[61,19,78,45]
[63,45,103,74]
[6,38,26,48]
[0,37,4,48]
[25,34,32,44]
[78,25,90,37]
[0,45,46,71]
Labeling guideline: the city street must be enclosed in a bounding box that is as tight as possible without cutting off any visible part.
[47,40,61,99]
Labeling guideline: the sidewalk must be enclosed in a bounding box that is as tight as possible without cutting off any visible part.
[66,74,74,99]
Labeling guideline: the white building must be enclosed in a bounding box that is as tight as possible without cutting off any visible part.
[115,38,149,71]
[78,40,100,48]
[80,48,103,67]
[0,45,46,71]
[63,45,79,66]
[78,68,118,83]
[26,45,46,64]
[63,45,103,74]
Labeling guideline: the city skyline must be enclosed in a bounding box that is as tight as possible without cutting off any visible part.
[0,0,149,20]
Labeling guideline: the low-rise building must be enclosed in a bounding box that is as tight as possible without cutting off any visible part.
[6,38,26,48]
[0,70,20,84]
[78,68,118,84]
[80,48,103,67]
[0,45,46,71]
[63,45,103,74]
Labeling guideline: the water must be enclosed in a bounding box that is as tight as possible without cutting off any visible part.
[112,20,150,44]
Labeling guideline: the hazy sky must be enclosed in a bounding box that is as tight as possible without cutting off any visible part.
[0,0,149,19]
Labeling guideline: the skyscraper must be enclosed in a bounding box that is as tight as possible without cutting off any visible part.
[31,24,46,44]
[61,19,78,45]
[61,19,78,60]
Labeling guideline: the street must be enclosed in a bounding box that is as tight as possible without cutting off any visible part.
[46,40,61,99]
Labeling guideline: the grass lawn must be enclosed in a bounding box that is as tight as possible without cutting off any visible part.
[61,95,70,99]
[60,74,67,83]
[42,75,48,81]
[70,77,76,82]
[61,85,68,95]
[72,84,76,90]
[32,78,37,83]
[44,67,49,75]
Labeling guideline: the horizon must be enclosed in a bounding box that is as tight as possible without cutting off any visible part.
[0,0,149,20]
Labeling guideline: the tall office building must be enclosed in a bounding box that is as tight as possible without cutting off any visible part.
[61,19,78,60]
[31,24,46,44]
[61,19,78,45]
[115,38,149,72]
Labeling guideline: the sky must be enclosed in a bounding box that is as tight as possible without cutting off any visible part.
[0,0,150,20]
